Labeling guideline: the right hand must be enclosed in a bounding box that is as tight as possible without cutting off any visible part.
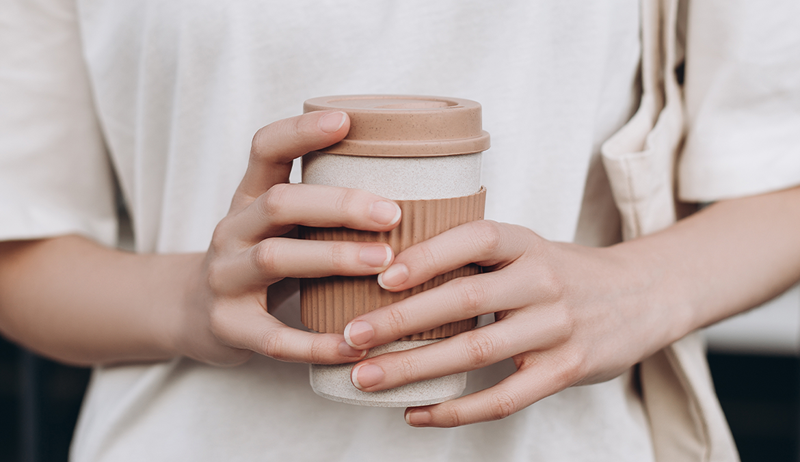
[176,111,402,366]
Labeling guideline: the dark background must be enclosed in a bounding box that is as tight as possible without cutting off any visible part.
[0,336,797,461]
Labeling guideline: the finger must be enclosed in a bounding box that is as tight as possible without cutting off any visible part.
[344,269,534,349]
[225,183,402,242]
[377,220,530,291]
[404,352,580,427]
[211,238,395,293]
[212,298,368,364]
[231,111,351,212]
[349,309,569,392]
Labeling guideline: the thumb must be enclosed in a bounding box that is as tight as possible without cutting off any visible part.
[230,110,350,212]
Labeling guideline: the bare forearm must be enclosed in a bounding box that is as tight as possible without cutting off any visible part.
[619,185,800,342]
[0,112,395,369]
[0,235,200,366]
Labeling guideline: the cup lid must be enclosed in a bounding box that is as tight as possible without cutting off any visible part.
[303,95,490,157]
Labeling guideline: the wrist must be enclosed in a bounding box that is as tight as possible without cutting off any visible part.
[604,239,697,353]
[146,252,206,360]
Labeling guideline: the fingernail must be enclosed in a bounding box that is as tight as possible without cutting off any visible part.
[318,111,347,133]
[369,201,401,226]
[351,363,384,390]
[338,341,368,358]
[344,321,374,347]
[359,245,392,267]
[378,264,409,289]
[405,409,432,427]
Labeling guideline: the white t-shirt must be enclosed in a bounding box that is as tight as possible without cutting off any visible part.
[1,1,798,461]
[679,0,800,201]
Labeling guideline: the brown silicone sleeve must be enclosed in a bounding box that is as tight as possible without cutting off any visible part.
[299,187,486,340]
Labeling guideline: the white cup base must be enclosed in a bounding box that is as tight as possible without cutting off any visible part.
[310,340,467,407]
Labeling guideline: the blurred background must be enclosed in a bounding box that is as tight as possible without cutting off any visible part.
[704,284,800,461]
[1,284,799,461]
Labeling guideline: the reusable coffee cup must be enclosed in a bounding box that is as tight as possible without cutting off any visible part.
[300,95,489,407]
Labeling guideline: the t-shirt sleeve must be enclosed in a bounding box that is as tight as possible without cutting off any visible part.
[678,1,800,202]
[0,0,116,246]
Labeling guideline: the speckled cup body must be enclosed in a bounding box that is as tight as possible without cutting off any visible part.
[303,153,481,407]
[302,152,482,200]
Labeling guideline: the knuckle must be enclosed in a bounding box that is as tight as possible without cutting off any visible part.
[396,354,419,382]
[205,261,226,294]
[250,126,269,158]
[292,113,314,139]
[326,242,350,272]
[333,188,361,217]
[384,305,411,336]
[307,336,327,364]
[444,406,464,428]
[488,390,521,421]
[550,305,577,343]
[252,240,280,276]
[260,183,291,218]
[463,331,499,367]
[470,220,502,257]
[259,330,287,361]
[554,348,588,386]
[454,278,488,315]
[252,118,302,154]
[538,265,567,303]
[206,307,227,336]
[416,241,441,270]
[209,219,234,255]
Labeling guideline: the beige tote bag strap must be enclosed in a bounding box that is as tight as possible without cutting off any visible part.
[602,0,739,460]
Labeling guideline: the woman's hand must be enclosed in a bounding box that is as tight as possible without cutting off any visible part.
[341,183,800,428]
[339,220,691,427]
[0,110,408,366]
[175,110,403,366]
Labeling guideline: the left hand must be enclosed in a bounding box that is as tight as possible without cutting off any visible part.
[340,220,686,427]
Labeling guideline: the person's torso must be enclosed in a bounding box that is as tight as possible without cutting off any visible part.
[72,2,652,461]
